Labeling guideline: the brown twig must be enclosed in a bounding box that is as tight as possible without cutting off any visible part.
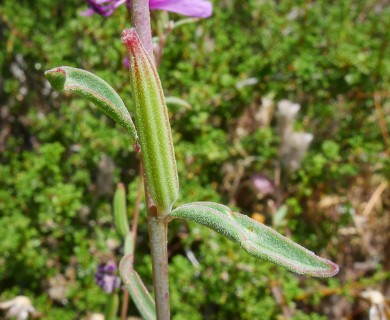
[120,283,130,320]
[270,280,292,320]
[373,93,389,155]
[154,15,174,68]
[362,181,388,216]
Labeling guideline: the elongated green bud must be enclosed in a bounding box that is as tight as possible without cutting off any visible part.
[124,233,134,255]
[122,28,179,214]
[113,183,130,237]
[104,292,119,320]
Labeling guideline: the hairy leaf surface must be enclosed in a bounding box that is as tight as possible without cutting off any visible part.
[169,202,339,277]
[45,66,138,146]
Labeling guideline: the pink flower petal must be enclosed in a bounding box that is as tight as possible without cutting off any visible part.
[149,0,212,18]
[82,0,212,18]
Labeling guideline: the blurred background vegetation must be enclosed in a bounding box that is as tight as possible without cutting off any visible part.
[0,0,389,319]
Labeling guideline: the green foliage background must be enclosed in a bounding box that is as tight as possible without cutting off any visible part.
[0,0,389,319]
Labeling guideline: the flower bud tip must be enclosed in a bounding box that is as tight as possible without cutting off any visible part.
[121,28,138,46]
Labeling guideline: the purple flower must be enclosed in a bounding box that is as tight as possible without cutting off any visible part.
[94,261,121,294]
[82,0,126,17]
[251,174,275,196]
[82,0,213,18]
[149,0,212,17]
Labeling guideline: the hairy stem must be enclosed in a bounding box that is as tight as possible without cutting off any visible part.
[148,215,170,320]
[130,2,170,318]
[131,0,153,60]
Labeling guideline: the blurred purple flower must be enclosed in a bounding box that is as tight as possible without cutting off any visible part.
[251,174,275,196]
[94,261,121,294]
[83,0,213,18]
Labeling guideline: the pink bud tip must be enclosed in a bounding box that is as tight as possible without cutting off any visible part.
[121,28,139,47]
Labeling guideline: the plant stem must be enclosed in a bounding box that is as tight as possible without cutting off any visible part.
[130,2,170,318]
[131,0,154,60]
[120,287,129,320]
[148,215,170,320]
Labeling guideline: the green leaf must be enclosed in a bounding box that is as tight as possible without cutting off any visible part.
[169,202,339,277]
[119,254,156,320]
[172,18,200,29]
[165,96,192,111]
[44,66,138,147]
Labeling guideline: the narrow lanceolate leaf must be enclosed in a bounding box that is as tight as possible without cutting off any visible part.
[169,202,339,277]
[119,254,156,320]
[165,96,192,110]
[44,66,138,147]
[113,183,130,238]
[122,28,179,214]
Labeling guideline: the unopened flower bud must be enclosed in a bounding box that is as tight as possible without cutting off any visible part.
[122,28,179,214]
[113,183,130,237]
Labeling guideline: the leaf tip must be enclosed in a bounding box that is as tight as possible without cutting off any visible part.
[323,259,339,277]
[305,257,339,278]
[44,67,66,91]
